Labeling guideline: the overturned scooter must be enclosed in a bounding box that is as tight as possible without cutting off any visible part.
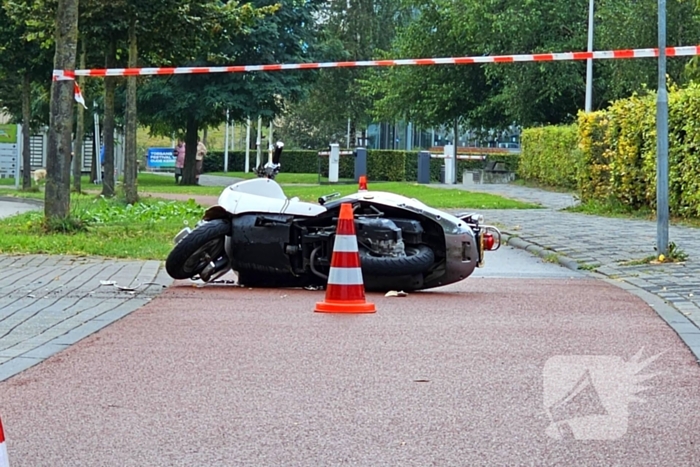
[165,161,501,292]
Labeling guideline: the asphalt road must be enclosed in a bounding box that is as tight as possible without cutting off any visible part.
[0,197,41,218]
[471,243,584,279]
[2,246,699,466]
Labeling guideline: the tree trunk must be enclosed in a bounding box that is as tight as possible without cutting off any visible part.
[101,38,117,198]
[72,40,86,193]
[21,73,32,190]
[123,18,139,204]
[45,0,79,221]
[181,115,199,185]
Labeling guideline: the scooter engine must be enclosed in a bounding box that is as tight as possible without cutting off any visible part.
[354,217,423,257]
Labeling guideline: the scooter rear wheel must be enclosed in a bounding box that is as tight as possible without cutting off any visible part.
[165,219,231,280]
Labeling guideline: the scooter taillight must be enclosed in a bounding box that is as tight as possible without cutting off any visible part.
[483,232,495,251]
[359,175,368,191]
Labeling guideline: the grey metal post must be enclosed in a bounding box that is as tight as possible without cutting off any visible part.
[256,115,262,168]
[452,118,459,184]
[354,147,367,181]
[224,108,229,172]
[14,124,21,189]
[93,101,102,184]
[417,150,431,184]
[585,0,594,112]
[329,143,340,183]
[268,122,273,164]
[657,0,669,255]
[406,122,413,151]
[245,117,251,173]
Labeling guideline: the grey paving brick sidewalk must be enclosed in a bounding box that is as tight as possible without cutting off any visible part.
[442,182,700,335]
[0,254,172,381]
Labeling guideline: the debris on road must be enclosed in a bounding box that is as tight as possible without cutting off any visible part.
[100,280,166,292]
[385,290,408,297]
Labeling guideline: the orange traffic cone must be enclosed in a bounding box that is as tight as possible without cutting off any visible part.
[358,175,368,191]
[315,203,376,313]
[0,415,9,467]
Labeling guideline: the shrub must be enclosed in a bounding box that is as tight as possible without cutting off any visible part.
[667,83,700,217]
[518,124,579,189]
[366,150,407,181]
[573,83,700,217]
[602,94,656,210]
[577,111,613,202]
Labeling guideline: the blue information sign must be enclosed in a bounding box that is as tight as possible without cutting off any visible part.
[147,147,176,168]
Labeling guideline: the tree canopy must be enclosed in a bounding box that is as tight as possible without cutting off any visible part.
[277,0,411,148]
[135,0,320,182]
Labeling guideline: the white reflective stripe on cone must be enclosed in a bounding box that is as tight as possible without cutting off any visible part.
[0,442,8,467]
[333,234,359,252]
[328,267,364,285]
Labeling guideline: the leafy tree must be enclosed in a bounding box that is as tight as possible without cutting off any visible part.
[280,0,410,146]
[465,0,594,125]
[75,0,264,199]
[595,0,700,100]
[362,0,499,135]
[80,0,178,200]
[461,0,699,124]
[137,0,318,184]
[0,0,55,190]
[119,0,248,200]
[124,18,138,202]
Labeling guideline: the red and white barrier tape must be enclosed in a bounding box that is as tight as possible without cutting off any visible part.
[53,45,700,80]
[0,415,9,467]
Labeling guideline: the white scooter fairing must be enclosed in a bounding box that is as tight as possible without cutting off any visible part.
[216,178,327,217]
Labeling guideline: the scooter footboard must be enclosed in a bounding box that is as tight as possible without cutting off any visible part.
[229,214,295,275]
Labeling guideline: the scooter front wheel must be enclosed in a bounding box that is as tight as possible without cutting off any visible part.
[165,219,231,280]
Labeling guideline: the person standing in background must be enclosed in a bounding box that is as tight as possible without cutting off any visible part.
[196,137,207,185]
[174,139,186,184]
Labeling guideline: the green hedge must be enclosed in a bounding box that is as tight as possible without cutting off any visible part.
[202,150,320,174]
[521,82,700,218]
[578,84,700,217]
[518,124,580,189]
[577,111,614,202]
[204,149,520,183]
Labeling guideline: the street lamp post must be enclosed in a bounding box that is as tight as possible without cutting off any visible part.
[224,108,229,173]
[657,0,669,256]
[585,0,594,112]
